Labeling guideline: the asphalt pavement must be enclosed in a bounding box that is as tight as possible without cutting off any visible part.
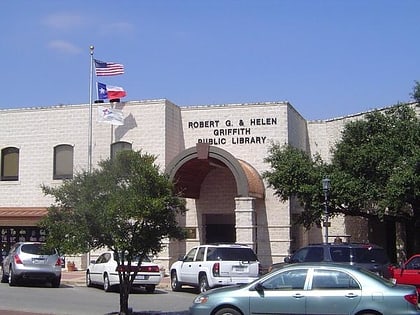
[0,270,174,315]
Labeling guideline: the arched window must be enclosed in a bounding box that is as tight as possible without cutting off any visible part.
[53,144,74,180]
[111,141,132,159]
[1,147,19,181]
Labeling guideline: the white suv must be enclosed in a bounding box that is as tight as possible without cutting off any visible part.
[170,243,260,293]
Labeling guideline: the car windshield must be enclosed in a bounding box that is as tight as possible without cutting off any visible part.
[207,248,258,261]
[21,244,56,255]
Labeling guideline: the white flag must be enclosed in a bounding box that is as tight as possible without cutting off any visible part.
[97,106,124,126]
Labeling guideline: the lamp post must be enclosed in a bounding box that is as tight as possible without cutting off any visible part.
[322,177,331,244]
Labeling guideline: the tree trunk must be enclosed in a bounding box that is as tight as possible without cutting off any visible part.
[119,276,132,315]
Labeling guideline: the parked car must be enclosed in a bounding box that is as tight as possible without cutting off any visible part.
[389,254,420,294]
[270,242,391,277]
[1,242,62,287]
[86,251,162,293]
[170,243,260,293]
[190,262,420,315]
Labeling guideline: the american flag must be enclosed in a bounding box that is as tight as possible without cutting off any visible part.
[94,59,124,76]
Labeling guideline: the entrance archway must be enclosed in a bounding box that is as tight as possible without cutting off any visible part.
[166,144,264,247]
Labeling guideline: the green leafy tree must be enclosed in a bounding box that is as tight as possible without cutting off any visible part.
[331,104,420,254]
[410,80,420,102]
[40,150,186,315]
[263,104,420,255]
[263,143,330,228]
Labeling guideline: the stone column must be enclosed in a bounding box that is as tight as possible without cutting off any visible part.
[234,197,256,251]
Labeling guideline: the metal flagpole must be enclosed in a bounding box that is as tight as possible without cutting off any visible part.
[88,45,94,173]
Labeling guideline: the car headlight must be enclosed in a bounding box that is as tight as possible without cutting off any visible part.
[193,295,209,304]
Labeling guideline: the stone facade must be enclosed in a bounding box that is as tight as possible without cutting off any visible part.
[1,99,416,271]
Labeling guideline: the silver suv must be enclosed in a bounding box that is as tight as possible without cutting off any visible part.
[1,242,62,287]
[170,243,260,293]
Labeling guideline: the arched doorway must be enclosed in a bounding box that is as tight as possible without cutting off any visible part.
[166,143,264,246]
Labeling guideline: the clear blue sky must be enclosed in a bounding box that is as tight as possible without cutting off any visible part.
[1,0,419,120]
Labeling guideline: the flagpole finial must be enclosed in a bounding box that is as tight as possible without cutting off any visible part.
[90,45,94,55]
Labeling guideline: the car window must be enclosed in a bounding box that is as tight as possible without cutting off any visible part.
[406,257,420,270]
[304,247,323,262]
[103,253,111,263]
[312,269,359,290]
[96,254,105,264]
[262,269,308,290]
[208,248,258,261]
[21,244,56,255]
[353,247,389,264]
[330,247,351,262]
[196,247,206,262]
[290,248,308,263]
[184,248,197,262]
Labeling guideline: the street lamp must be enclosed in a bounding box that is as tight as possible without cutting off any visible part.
[322,177,331,244]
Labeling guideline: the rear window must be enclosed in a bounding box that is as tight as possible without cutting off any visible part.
[207,247,258,261]
[21,244,56,255]
[353,247,389,264]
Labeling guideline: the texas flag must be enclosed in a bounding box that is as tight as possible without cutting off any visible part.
[97,82,127,100]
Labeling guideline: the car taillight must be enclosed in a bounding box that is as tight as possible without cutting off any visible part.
[404,293,419,306]
[55,258,62,266]
[139,265,160,273]
[13,254,23,265]
[212,262,220,277]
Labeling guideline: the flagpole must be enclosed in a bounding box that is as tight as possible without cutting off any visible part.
[88,45,94,173]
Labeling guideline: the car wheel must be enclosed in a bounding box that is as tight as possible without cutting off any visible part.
[86,271,92,287]
[103,273,112,292]
[214,307,241,315]
[171,271,181,291]
[8,267,17,286]
[51,276,61,288]
[199,274,209,293]
[145,284,155,293]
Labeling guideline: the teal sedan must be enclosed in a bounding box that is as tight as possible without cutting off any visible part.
[190,263,420,315]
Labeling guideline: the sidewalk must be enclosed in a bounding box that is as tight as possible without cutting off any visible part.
[61,270,171,289]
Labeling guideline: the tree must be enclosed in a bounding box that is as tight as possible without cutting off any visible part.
[331,104,420,254]
[263,143,330,228]
[40,150,187,315]
[410,80,420,103]
[263,104,420,255]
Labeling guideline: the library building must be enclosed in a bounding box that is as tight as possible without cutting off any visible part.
[0,99,415,270]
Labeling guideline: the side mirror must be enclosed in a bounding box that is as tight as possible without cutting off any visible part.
[178,255,185,261]
[254,282,264,293]
[284,256,291,263]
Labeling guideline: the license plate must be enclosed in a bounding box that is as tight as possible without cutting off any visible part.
[234,266,246,272]
[136,275,147,280]
[32,258,45,264]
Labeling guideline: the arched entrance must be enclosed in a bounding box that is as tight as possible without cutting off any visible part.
[166,143,264,248]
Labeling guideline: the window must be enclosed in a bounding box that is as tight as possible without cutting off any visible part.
[312,269,359,290]
[304,247,324,262]
[262,269,308,290]
[184,248,197,262]
[111,141,132,159]
[1,147,19,181]
[406,257,420,270]
[53,145,73,180]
